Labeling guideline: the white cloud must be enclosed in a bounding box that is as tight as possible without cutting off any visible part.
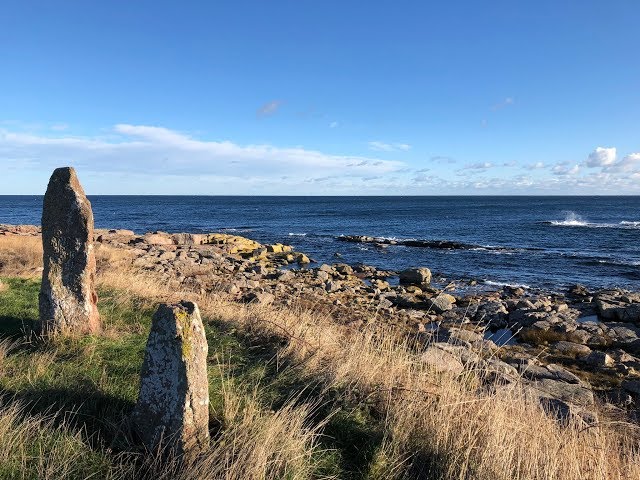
[552,164,580,176]
[0,124,405,180]
[368,141,411,152]
[1,125,638,195]
[524,162,546,170]
[463,162,494,170]
[329,121,339,128]
[605,152,640,173]
[585,146,616,167]
[256,100,282,117]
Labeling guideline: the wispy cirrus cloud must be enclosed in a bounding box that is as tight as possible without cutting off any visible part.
[462,162,494,171]
[368,141,411,152]
[256,100,283,118]
[430,155,456,164]
[0,124,406,181]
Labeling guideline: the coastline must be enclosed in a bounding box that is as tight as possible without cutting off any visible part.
[2,223,640,420]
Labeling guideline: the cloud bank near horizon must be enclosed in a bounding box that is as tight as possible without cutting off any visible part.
[0,124,638,195]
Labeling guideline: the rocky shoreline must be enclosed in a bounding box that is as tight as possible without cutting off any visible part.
[2,223,640,423]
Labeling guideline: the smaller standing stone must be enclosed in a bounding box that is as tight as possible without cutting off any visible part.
[132,301,210,456]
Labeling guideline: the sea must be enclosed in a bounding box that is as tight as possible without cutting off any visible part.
[1,196,639,292]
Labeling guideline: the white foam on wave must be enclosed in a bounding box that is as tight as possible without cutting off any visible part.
[484,280,531,289]
[548,212,589,227]
[288,232,307,236]
[547,212,640,229]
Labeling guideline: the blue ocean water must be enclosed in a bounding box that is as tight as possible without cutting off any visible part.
[1,196,639,291]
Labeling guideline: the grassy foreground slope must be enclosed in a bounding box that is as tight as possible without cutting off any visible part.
[0,235,638,479]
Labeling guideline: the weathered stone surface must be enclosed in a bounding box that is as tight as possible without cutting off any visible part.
[421,344,464,375]
[143,232,175,246]
[531,378,594,407]
[583,351,615,368]
[399,267,432,286]
[428,294,455,313]
[551,341,592,357]
[38,167,100,334]
[243,291,275,305]
[133,301,209,456]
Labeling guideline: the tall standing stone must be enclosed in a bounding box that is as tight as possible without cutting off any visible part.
[132,301,210,456]
[39,167,100,334]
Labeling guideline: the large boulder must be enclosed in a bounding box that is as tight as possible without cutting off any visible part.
[38,167,100,335]
[132,301,210,456]
[399,267,432,286]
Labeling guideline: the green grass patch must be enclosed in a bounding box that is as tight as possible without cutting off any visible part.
[0,277,395,479]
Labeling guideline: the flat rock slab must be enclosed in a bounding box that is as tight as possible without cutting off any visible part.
[132,301,209,456]
[38,167,100,334]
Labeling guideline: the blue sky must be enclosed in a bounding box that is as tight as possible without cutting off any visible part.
[1,1,639,194]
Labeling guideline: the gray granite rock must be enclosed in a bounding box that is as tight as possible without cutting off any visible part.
[38,167,100,335]
[132,301,209,456]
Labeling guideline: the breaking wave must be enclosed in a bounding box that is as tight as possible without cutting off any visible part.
[544,212,640,229]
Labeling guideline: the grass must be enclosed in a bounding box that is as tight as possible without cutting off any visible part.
[0,277,381,479]
[0,235,638,479]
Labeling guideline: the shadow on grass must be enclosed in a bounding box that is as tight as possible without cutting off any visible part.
[0,315,35,338]
[206,316,388,479]
[0,384,136,452]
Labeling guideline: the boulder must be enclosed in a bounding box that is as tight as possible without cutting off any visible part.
[171,233,207,245]
[428,294,455,313]
[243,291,275,305]
[132,301,209,456]
[38,167,100,335]
[325,280,342,293]
[582,351,615,368]
[475,301,508,327]
[296,253,311,264]
[530,378,594,407]
[399,267,432,286]
[421,344,464,375]
[551,341,592,357]
[143,232,175,246]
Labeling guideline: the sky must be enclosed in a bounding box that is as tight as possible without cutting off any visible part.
[1,1,639,195]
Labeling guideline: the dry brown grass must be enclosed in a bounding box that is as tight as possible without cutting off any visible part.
[94,259,640,479]
[0,236,42,277]
[2,237,640,479]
